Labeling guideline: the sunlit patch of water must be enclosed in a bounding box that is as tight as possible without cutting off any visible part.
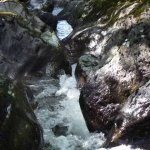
[56,20,73,40]
[52,7,63,16]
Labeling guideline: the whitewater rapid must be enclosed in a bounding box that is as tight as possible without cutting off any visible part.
[33,63,141,150]
[27,2,142,149]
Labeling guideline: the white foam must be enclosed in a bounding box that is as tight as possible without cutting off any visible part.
[108,145,141,150]
[52,7,63,16]
[29,0,44,9]
[35,86,58,99]
[35,63,142,150]
[56,64,89,138]
[82,133,105,150]
[57,20,73,40]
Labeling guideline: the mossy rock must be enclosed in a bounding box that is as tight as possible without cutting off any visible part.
[83,0,149,26]
[0,77,43,150]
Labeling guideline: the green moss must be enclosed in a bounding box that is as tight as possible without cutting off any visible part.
[83,0,149,27]
[131,0,150,17]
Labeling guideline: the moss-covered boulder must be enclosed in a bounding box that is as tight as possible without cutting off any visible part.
[0,77,43,150]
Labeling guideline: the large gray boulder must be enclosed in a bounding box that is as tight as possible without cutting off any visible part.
[70,0,150,149]
[0,1,71,80]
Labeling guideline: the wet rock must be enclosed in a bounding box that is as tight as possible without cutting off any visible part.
[63,0,150,64]
[58,0,90,28]
[41,0,55,13]
[63,26,104,64]
[0,77,43,150]
[54,0,71,7]
[52,124,68,136]
[70,0,150,149]
[75,54,99,87]
[59,0,149,28]
[105,80,150,149]
[0,1,71,80]
[80,78,122,135]
[79,22,150,137]
[38,12,58,31]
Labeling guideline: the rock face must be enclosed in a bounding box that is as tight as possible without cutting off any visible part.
[106,81,150,149]
[38,12,58,31]
[0,77,43,150]
[0,1,72,149]
[41,0,55,12]
[64,0,150,149]
[58,0,91,28]
[0,1,71,79]
[62,0,150,62]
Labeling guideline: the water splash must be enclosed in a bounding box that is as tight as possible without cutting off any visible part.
[52,7,63,16]
[33,64,105,149]
[33,63,142,150]
[56,20,73,40]
[29,0,45,9]
[52,7,73,40]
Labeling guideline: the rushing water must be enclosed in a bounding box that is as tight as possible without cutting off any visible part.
[33,64,106,150]
[52,7,63,16]
[52,7,73,40]
[26,2,142,149]
[56,20,73,40]
[29,0,45,9]
[32,64,141,150]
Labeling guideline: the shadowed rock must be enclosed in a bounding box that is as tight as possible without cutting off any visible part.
[38,12,58,31]
[0,77,43,150]
[0,1,71,81]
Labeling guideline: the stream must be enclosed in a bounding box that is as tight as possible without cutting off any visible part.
[27,3,142,150]
[31,64,105,150]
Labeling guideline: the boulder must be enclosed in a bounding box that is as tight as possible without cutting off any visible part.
[105,80,150,149]
[57,0,87,28]
[0,1,71,80]
[38,12,58,31]
[0,77,43,150]
[63,0,150,63]
[79,20,150,142]
[41,0,54,13]
[71,0,150,149]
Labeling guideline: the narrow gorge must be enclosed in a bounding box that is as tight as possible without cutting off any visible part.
[0,0,150,150]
